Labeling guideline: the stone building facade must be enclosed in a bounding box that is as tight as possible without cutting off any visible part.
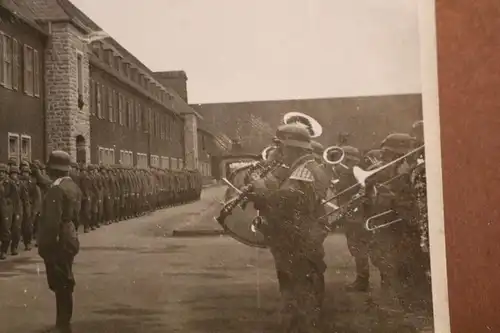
[0,0,216,174]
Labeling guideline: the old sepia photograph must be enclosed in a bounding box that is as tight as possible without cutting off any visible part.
[0,0,449,332]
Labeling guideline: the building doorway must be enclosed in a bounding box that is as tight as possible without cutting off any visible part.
[76,135,86,164]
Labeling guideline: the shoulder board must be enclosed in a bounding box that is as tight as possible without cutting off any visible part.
[52,176,71,187]
[289,162,314,182]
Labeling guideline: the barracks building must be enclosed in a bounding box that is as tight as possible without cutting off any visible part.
[0,0,220,180]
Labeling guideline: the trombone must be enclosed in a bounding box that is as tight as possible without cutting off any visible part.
[319,144,425,221]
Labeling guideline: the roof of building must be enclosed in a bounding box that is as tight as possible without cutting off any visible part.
[22,0,200,116]
[154,71,188,80]
[0,0,48,34]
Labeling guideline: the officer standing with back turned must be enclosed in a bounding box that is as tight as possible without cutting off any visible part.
[38,151,81,333]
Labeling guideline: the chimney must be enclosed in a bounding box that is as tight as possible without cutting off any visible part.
[153,71,188,102]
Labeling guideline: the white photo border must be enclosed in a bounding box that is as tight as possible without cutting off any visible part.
[418,1,451,332]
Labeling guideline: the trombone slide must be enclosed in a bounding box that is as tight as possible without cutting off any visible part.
[364,210,403,231]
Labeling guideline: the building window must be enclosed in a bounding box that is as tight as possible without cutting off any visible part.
[179,159,184,170]
[33,50,39,97]
[136,153,147,168]
[171,157,178,170]
[143,107,150,133]
[77,52,84,98]
[150,155,160,168]
[23,45,34,96]
[98,147,115,165]
[108,87,114,122]
[8,133,19,163]
[120,150,133,166]
[136,102,142,131]
[1,34,12,89]
[91,42,101,58]
[12,38,19,90]
[118,93,124,125]
[96,82,103,118]
[114,90,119,122]
[89,79,95,115]
[21,135,31,162]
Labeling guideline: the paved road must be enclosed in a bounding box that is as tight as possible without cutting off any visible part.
[0,186,433,333]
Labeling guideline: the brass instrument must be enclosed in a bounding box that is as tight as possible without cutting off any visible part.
[319,145,425,224]
[362,145,426,231]
[322,146,348,169]
[283,111,323,138]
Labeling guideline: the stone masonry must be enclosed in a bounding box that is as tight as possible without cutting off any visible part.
[45,22,90,163]
[183,113,199,170]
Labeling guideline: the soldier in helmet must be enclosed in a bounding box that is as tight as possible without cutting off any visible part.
[0,163,21,259]
[330,145,375,292]
[367,133,419,307]
[8,165,24,255]
[20,163,40,250]
[37,150,81,333]
[247,123,329,332]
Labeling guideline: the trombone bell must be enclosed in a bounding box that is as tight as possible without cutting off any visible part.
[283,111,323,138]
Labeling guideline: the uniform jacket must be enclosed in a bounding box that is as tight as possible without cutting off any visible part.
[37,177,82,261]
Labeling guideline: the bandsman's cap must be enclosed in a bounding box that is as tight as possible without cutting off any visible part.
[381,133,415,154]
[20,165,31,173]
[275,124,311,149]
[0,163,8,172]
[20,160,30,168]
[47,150,71,172]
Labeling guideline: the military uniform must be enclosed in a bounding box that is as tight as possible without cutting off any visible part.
[19,164,40,250]
[0,164,21,259]
[367,133,421,307]
[38,150,81,333]
[8,166,24,255]
[249,124,328,333]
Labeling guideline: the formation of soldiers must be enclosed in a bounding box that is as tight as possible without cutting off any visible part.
[0,158,203,260]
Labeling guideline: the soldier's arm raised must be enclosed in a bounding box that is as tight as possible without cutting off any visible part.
[37,186,64,260]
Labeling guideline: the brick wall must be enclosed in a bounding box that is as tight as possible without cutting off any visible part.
[44,22,90,162]
[89,64,184,167]
[194,94,423,154]
[0,9,46,163]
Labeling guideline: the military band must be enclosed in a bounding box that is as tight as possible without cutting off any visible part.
[0,160,203,261]
[218,112,431,331]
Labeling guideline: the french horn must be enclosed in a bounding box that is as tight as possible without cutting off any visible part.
[283,111,323,138]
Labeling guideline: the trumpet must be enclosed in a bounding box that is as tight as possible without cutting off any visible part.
[322,146,348,169]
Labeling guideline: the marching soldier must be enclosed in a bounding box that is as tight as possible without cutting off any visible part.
[248,123,329,332]
[37,150,81,333]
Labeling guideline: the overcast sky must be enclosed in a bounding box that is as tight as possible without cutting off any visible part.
[70,0,421,104]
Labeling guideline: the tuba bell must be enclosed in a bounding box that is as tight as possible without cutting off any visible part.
[283,111,323,138]
[322,146,348,169]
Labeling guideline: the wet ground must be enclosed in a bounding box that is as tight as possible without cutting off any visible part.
[0,186,433,333]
